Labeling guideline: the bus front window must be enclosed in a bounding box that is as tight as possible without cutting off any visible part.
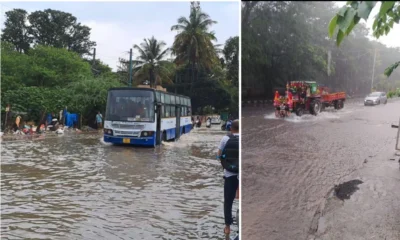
[106,90,155,122]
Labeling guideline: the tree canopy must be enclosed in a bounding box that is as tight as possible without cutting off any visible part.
[1,8,96,56]
[132,36,174,88]
[328,1,400,77]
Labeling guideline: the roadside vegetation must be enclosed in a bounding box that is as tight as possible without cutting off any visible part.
[1,4,238,129]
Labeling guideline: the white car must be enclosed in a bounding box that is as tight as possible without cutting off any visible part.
[364,92,387,106]
[210,116,221,124]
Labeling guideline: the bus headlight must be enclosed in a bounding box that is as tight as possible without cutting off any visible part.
[104,128,113,135]
[141,131,154,137]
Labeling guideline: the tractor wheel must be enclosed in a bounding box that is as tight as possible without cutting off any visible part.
[310,100,321,116]
[339,100,344,109]
[296,108,304,117]
[334,100,340,110]
[320,103,326,112]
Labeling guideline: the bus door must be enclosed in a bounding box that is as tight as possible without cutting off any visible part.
[156,104,162,145]
[175,106,181,140]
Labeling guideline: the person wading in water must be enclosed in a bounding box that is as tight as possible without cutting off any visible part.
[96,111,103,129]
[217,119,239,238]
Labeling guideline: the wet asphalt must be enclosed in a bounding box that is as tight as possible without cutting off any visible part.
[242,98,400,240]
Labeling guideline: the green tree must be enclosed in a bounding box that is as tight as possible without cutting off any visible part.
[171,4,219,92]
[223,36,239,88]
[132,36,174,88]
[67,75,123,115]
[28,46,93,87]
[328,1,400,76]
[2,9,96,56]
[28,9,96,56]
[84,59,113,77]
[1,9,32,53]
[2,87,72,122]
[1,42,93,90]
[1,41,31,92]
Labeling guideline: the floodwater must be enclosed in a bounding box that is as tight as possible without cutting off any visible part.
[242,98,400,240]
[1,126,238,240]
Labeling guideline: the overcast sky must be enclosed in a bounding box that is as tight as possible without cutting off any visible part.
[0,1,239,71]
[335,1,400,48]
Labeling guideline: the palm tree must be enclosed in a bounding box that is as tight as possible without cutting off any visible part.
[171,5,219,92]
[132,36,174,88]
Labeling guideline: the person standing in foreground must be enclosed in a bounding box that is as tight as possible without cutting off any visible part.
[96,111,103,129]
[217,119,239,237]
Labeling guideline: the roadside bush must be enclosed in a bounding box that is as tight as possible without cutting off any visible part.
[387,89,400,98]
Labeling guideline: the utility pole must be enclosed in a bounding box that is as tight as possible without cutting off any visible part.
[175,74,178,94]
[371,48,377,93]
[92,48,96,67]
[129,48,133,87]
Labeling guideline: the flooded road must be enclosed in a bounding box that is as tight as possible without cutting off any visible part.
[242,98,400,240]
[1,126,237,239]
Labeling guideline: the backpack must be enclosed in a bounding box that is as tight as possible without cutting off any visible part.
[220,134,239,173]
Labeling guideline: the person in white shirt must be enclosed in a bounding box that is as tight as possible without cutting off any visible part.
[217,119,239,236]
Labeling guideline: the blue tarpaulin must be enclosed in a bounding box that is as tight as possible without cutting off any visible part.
[46,114,52,124]
[65,113,78,127]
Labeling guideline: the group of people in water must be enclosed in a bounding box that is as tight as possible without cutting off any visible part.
[192,115,234,130]
[9,113,79,135]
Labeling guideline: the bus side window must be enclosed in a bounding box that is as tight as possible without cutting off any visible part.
[171,105,175,117]
[162,105,165,118]
[165,94,170,104]
[171,95,175,105]
[161,93,165,103]
[166,105,170,117]
[156,92,161,102]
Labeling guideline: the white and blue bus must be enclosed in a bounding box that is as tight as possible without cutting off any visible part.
[103,87,192,147]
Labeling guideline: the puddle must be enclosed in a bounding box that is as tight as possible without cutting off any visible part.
[334,179,363,200]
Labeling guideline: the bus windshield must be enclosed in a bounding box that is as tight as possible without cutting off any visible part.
[106,89,155,122]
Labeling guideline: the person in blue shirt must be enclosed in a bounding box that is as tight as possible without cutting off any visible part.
[226,118,233,131]
[96,111,103,129]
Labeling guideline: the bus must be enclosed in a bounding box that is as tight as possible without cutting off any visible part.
[103,87,192,147]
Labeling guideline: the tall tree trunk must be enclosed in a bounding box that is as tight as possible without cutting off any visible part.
[190,62,195,94]
[149,66,157,89]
